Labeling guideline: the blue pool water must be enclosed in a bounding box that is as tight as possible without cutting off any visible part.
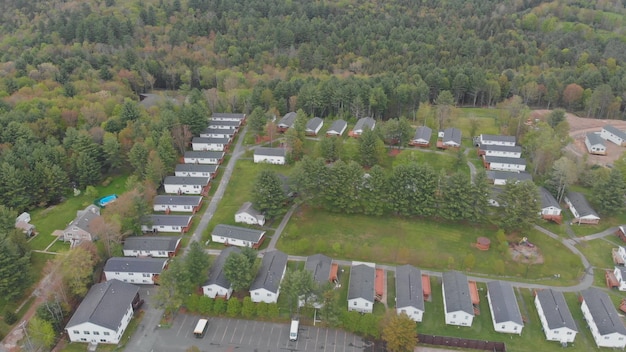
[98,194,118,207]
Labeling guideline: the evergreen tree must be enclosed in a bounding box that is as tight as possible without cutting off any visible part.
[75,152,102,187]
[157,131,178,174]
[360,165,387,216]
[358,128,383,168]
[185,242,211,288]
[280,269,315,313]
[469,169,490,222]
[102,133,123,171]
[128,142,149,178]
[496,180,540,233]
[318,136,343,163]
[387,163,437,216]
[324,160,363,213]
[0,238,31,300]
[224,251,256,292]
[439,172,473,221]
[251,170,286,219]
[248,107,267,138]
[291,156,328,207]
[119,100,141,124]
[593,168,626,215]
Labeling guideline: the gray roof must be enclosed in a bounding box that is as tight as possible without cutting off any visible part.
[207,120,241,127]
[175,164,218,174]
[192,137,230,145]
[484,156,527,165]
[481,134,516,144]
[104,257,167,274]
[153,195,203,207]
[250,250,288,293]
[479,144,522,153]
[413,126,432,141]
[123,236,181,252]
[254,147,286,157]
[347,264,375,302]
[306,117,324,132]
[442,271,474,315]
[395,265,424,311]
[586,132,605,147]
[305,254,333,285]
[212,224,265,243]
[327,120,347,134]
[581,288,626,336]
[353,117,376,131]
[204,246,241,288]
[163,176,210,186]
[536,289,577,331]
[566,192,599,218]
[538,187,560,210]
[66,280,139,331]
[603,125,626,141]
[184,151,225,160]
[278,112,297,127]
[201,128,234,136]
[487,171,532,182]
[236,202,264,219]
[144,215,192,227]
[443,128,462,144]
[67,205,101,233]
[487,281,523,325]
[211,112,246,120]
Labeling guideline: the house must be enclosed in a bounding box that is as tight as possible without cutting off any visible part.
[63,205,101,246]
[326,119,347,137]
[183,151,225,165]
[199,128,234,140]
[442,271,474,326]
[486,281,523,335]
[409,126,432,147]
[253,147,286,165]
[211,224,266,248]
[153,195,203,214]
[103,257,168,285]
[175,164,218,179]
[538,187,562,223]
[302,254,338,308]
[65,280,140,345]
[211,112,246,123]
[305,117,324,136]
[202,247,241,299]
[534,289,577,344]
[349,117,376,137]
[613,246,626,266]
[15,212,35,236]
[585,133,607,155]
[141,215,193,233]
[614,266,626,291]
[483,156,527,172]
[474,134,516,147]
[486,171,532,185]
[477,144,522,158]
[580,287,626,348]
[207,120,241,130]
[438,128,462,148]
[163,176,210,195]
[601,125,626,146]
[395,265,425,322]
[191,137,230,152]
[347,262,376,313]
[565,192,600,225]
[277,112,297,132]
[617,226,626,242]
[235,202,265,226]
[249,250,288,303]
[123,236,182,258]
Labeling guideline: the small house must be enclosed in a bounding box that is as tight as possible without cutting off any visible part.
[474,134,516,147]
[249,250,288,303]
[477,144,522,158]
[438,127,462,149]
[347,262,376,313]
[183,151,225,165]
[199,128,234,140]
[486,171,532,185]
[15,212,35,236]
[580,287,626,348]
[103,257,168,285]
[534,289,577,344]
[153,195,203,214]
[349,117,376,137]
[442,271,474,326]
[63,205,101,246]
[395,265,425,322]
[538,187,562,223]
[211,112,246,123]
[207,119,241,130]
[211,224,266,248]
[483,156,527,172]
[585,133,607,155]
[302,254,338,308]
[305,117,324,136]
[253,147,286,165]
[123,236,182,258]
[565,192,600,225]
[601,125,626,146]
[277,112,297,132]
[65,280,140,345]
[409,126,432,147]
[234,202,265,226]
[486,281,523,335]
[141,215,193,233]
[163,176,210,195]
[174,164,218,179]
[326,120,347,137]
[191,137,230,152]
[202,247,241,299]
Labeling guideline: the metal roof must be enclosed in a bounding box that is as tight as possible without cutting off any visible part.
[250,250,288,293]
[278,112,297,127]
[487,281,523,325]
[211,112,246,120]
[480,134,516,143]
[104,257,167,274]
[535,289,577,331]
[566,192,599,218]
[581,288,626,336]
[395,265,424,311]
[192,137,230,144]
[153,195,203,206]
[201,127,234,136]
[305,254,333,285]
[479,144,522,153]
[212,224,265,243]
[586,132,605,147]
[123,236,181,252]
[254,147,286,157]
[486,171,532,182]
[236,202,264,219]
[347,264,375,302]
[442,271,474,315]
[207,120,241,127]
[353,117,375,131]
[203,246,241,288]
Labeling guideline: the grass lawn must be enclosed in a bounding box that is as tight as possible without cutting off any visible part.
[277,208,583,285]
[393,149,467,174]
[575,238,621,287]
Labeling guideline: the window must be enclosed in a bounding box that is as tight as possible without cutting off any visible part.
[94,332,99,335]
[129,273,134,276]
[566,332,572,335]
[620,337,625,341]
[353,302,357,306]
[255,292,259,296]
[555,331,559,334]
[143,273,150,277]
[73,330,79,334]
[80,338,87,342]
[84,331,90,335]
[104,332,110,336]
[452,314,456,318]
[605,336,610,340]
[267,293,271,297]
[513,326,517,331]
[100,339,107,343]
[207,288,212,291]
[115,272,120,275]
[365,303,369,307]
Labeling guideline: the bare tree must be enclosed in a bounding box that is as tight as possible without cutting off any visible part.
[172,125,192,155]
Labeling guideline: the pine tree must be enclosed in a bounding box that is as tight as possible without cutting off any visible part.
[360,165,387,216]
[251,170,286,219]
[593,168,626,215]
[496,180,540,233]
[358,128,381,168]
[439,172,473,221]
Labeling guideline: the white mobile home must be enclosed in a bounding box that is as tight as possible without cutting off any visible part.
[475,134,516,147]
[234,202,265,226]
[478,144,522,158]
[141,215,193,233]
[483,156,527,172]
[249,250,288,303]
[486,171,532,185]
[199,128,234,140]
[601,125,626,146]
[253,147,286,165]
[211,224,266,248]
[183,151,225,165]
[349,117,375,137]
[305,117,324,136]
[486,281,523,335]
[534,289,577,344]
[163,176,210,195]
[202,247,241,299]
[326,120,347,137]
[123,236,181,258]
[347,262,376,313]
[442,271,474,326]
[565,192,600,225]
[191,137,230,151]
[103,257,168,285]
[585,133,607,155]
[175,164,218,178]
[580,288,626,348]
[153,195,203,213]
[395,265,425,322]
[211,112,246,122]
[409,126,432,147]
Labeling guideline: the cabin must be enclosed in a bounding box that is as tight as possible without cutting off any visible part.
[347,262,376,313]
[235,202,265,226]
[409,126,432,147]
[580,288,626,348]
[538,187,562,223]
[565,192,600,225]
[163,176,211,195]
[326,119,348,137]
[174,164,218,179]
[483,156,527,172]
[202,247,241,299]
[103,257,168,285]
[349,117,376,137]
[211,112,246,123]
[249,250,288,303]
[123,236,182,258]
[437,128,462,149]
[477,144,522,158]
[277,112,297,132]
[183,151,225,165]
[302,254,337,308]
[199,128,234,140]
[442,271,474,326]
[305,117,324,136]
[534,289,577,344]
[601,125,626,146]
[253,147,286,165]
[487,281,524,335]
[63,205,102,247]
[153,195,203,214]
[191,137,230,152]
[486,171,532,185]
[395,265,425,322]
[211,224,266,248]
[585,133,607,155]
[65,280,140,345]
[141,215,193,233]
[474,134,516,147]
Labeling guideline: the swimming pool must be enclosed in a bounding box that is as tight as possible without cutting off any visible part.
[97,194,118,207]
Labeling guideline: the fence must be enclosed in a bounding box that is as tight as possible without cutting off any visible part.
[418,334,507,352]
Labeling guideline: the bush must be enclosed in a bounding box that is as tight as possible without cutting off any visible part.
[4,310,17,325]
[256,302,268,318]
[242,297,255,318]
[199,296,213,315]
[227,298,241,317]
[213,299,226,315]
[185,294,202,313]
[267,304,279,319]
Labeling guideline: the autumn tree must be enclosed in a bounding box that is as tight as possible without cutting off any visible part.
[382,312,418,352]
[545,157,578,203]
[172,124,193,155]
[251,170,286,219]
[563,83,584,111]
[59,243,98,297]
[90,216,122,258]
[28,317,56,351]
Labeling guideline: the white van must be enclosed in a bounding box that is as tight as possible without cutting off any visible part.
[289,320,299,341]
[193,318,209,338]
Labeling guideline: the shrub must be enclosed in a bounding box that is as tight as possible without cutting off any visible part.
[227,298,241,317]
[242,297,255,318]
[199,296,213,315]
[267,304,279,319]
[256,302,268,318]
[4,310,17,325]
[185,294,201,313]
[213,299,226,315]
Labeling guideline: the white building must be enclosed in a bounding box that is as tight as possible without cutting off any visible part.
[585,132,607,155]
[191,137,230,151]
[234,202,265,226]
[440,127,462,148]
[153,195,203,214]
[249,250,288,303]
[175,164,218,178]
[614,266,626,291]
[163,176,210,195]
[486,281,523,334]
[183,151,225,165]
[305,117,324,136]
[203,247,241,299]
[486,171,532,185]
[141,215,193,233]
[103,257,168,285]
[253,147,286,165]
[199,128,234,140]
[580,288,626,348]
[601,125,626,146]
[350,117,375,137]
[409,126,432,147]
[207,120,241,130]
[484,156,527,172]
[122,236,181,258]
[326,119,347,137]
[442,271,474,326]
[565,192,600,225]
[347,262,376,313]
[211,112,246,122]
[534,289,577,344]
[302,254,336,308]
[211,224,266,248]
[277,112,297,132]
[395,265,425,322]
[538,187,562,220]
[478,144,522,158]
[475,134,516,147]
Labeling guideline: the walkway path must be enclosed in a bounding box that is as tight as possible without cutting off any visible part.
[579,226,619,241]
